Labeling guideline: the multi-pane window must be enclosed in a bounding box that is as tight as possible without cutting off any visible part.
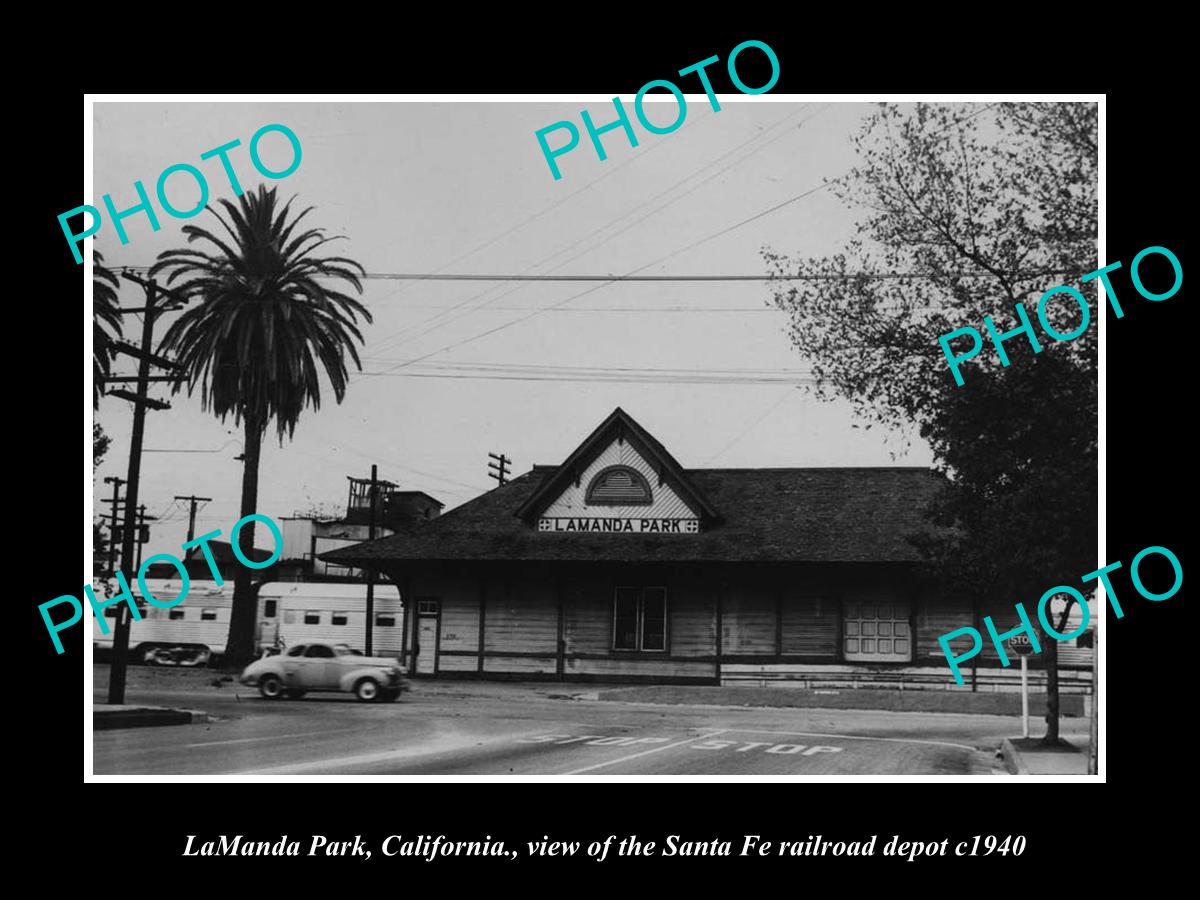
[843,601,911,662]
[613,587,667,651]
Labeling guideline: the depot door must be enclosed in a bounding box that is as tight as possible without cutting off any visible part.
[414,599,440,675]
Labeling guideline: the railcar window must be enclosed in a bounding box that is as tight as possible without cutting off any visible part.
[332,611,349,626]
[200,608,218,621]
[304,611,321,625]
[169,609,185,621]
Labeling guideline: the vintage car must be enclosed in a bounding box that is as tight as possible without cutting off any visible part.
[240,640,410,702]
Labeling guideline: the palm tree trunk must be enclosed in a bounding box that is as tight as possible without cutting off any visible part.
[225,414,264,667]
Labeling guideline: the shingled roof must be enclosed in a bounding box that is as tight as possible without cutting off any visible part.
[321,466,943,565]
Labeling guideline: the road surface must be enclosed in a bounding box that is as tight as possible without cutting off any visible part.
[88,668,1049,776]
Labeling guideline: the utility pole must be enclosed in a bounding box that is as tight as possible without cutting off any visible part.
[487,452,511,487]
[134,504,158,571]
[365,464,378,658]
[102,477,126,576]
[104,272,184,706]
[174,493,213,544]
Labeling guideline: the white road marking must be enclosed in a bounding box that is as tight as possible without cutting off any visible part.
[721,728,977,753]
[229,729,485,775]
[560,731,728,775]
[184,730,340,749]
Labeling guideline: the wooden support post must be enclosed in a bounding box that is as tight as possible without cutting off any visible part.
[714,580,724,685]
[477,574,487,675]
[556,575,566,679]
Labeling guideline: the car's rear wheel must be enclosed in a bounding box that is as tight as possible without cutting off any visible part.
[355,678,381,702]
[259,675,284,700]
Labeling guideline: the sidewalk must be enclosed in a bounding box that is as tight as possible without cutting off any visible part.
[999,736,1090,775]
[593,685,1087,717]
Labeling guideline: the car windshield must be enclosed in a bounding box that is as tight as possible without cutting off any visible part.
[334,644,363,657]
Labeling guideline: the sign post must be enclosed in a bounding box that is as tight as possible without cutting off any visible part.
[1008,635,1035,738]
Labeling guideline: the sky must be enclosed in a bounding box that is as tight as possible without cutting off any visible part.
[90,98,936,561]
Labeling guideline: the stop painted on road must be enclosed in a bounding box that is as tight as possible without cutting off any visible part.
[517,734,843,756]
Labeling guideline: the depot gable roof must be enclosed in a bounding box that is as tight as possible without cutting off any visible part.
[321,465,943,566]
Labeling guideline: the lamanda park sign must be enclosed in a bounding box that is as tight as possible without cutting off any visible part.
[538,517,701,534]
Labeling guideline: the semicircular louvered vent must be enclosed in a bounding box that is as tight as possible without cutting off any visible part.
[585,465,653,506]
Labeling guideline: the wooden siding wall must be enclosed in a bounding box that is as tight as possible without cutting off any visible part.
[721,585,775,655]
[483,574,557,655]
[669,575,717,658]
[916,592,1095,671]
[780,590,838,656]
[390,563,1091,682]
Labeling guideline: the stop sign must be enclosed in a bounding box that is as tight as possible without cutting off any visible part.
[1007,634,1035,656]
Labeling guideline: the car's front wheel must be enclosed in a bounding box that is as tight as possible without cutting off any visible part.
[259,675,284,700]
[354,678,381,702]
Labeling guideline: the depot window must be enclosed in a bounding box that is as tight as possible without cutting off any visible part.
[842,601,911,662]
[613,587,667,651]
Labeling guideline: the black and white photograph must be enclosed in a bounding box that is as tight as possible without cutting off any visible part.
[76,94,1111,780]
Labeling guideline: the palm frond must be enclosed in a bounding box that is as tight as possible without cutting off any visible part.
[151,184,370,439]
[92,250,124,407]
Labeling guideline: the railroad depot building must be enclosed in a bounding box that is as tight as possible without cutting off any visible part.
[322,408,1092,691]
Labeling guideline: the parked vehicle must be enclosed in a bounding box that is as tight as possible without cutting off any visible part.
[91,580,404,665]
[239,640,410,702]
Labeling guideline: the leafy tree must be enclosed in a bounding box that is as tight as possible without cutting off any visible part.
[150,185,371,664]
[765,102,1097,744]
[93,251,122,407]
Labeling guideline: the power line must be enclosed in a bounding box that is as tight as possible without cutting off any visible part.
[124,266,1062,283]
[364,105,818,357]
[358,370,816,386]
[363,361,813,374]
[365,106,1007,372]
[703,388,797,465]
[590,103,1005,284]
[360,273,816,281]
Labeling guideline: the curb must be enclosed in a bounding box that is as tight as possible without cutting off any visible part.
[595,686,1086,717]
[999,738,1030,775]
[93,707,210,731]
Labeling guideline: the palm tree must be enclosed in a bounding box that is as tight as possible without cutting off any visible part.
[93,251,122,407]
[150,185,371,665]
